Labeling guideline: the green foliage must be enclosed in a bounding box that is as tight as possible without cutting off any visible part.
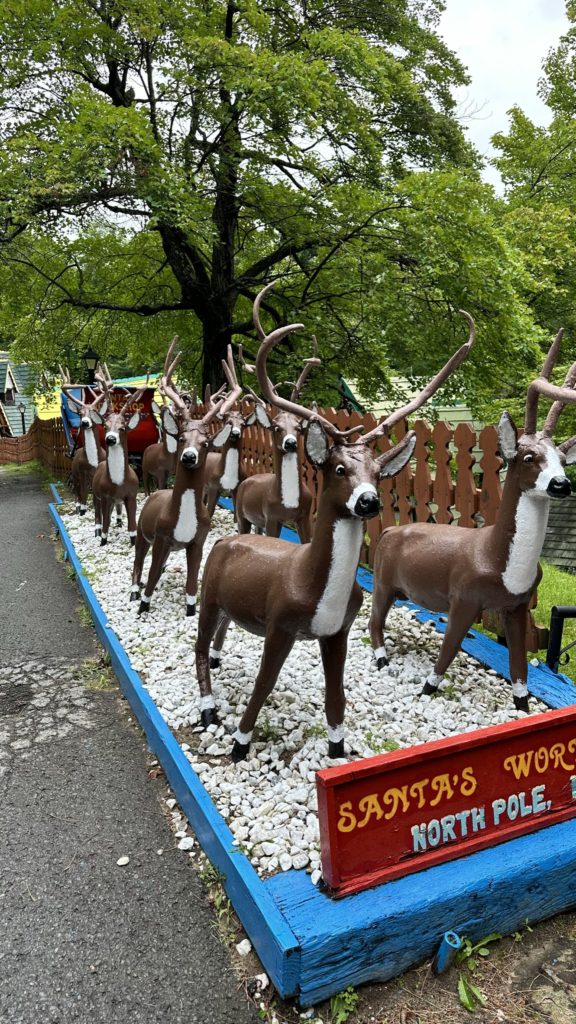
[455,933,500,1013]
[0,0,539,409]
[364,731,400,754]
[330,985,359,1024]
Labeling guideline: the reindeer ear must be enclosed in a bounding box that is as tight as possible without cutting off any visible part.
[151,401,161,417]
[253,405,271,428]
[163,410,179,436]
[498,411,518,460]
[305,420,330,466]
[377,432,416,479]
[89,409,103,426]
[98,399,108,416]
[564,443,576,465]
[126,411,141,431]
[212,422,232,448]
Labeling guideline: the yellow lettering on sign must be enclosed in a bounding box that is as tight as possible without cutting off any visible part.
[550,743,575,771]
[337,801,357,833]
[382,785,409,820]
[409,778,429,808]
[460,766,478,797]
[503,751,533,780]
[357,793,384,828]
[430,774,454,807]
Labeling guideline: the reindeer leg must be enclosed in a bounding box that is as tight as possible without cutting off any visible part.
[125,496,137,545]
[296,516,312,544]
[209,615,232,668]
[369,582,396,670]
[79,476,88,516]
[264,518,281,539]
[93,494,102,538]
[319,629,349,758]
[504,604,530,712]
[233,629,295,762]
[115,501,123,528]
[100,499,112,546]
[131,527,150,603]
[422,601,477,696]
[139,537,171,613]
[236,511,252,535]
[184,541,204,616]
[196,606,226,727]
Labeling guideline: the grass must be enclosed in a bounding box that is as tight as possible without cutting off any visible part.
[0,458,55,487]
[78,657,116,691]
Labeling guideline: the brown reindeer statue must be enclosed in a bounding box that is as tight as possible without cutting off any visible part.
[91,366,146,546]
[233,294,321,542]
[130,340,241,616]
[60,368,106,515]
[369,327,576,712]
[142,395,178,495]
[195,290,475,762]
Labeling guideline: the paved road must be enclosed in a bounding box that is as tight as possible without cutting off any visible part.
[0,471,257,1024]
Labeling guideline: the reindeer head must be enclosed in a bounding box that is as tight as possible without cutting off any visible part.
[498,328,576,501]
[252,283,476,518]
[95,364,145,448]
[159,337,240,474]
[62,379,106,433]
[212,346,248,450]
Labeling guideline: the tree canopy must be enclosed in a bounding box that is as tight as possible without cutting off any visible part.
[0,0,550,415]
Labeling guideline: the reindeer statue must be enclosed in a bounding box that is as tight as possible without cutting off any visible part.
[60,368,106,515]
[130,340,241,616]
[202,347,252,516]
[142,390,179,496]
[195,289,475,762]
[91,365,146,546]
[233,297,321,542]
[369,328,576,712]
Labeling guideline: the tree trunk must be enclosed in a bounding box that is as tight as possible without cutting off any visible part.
[202,315,233,396]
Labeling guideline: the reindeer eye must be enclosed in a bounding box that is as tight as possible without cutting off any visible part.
[335,464,346,476]
[523,454,534,464]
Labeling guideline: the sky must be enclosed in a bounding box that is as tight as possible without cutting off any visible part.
[439,0,570,188]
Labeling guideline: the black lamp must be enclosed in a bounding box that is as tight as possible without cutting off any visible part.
[81,346,100,385]
[17,400,26,434]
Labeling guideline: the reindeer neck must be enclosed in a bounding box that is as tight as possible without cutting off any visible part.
[272,445,300,508]
[83,426,101,469]
[304,493,364,635]
[220,442,240,490]
[169,462,206,542]
[488,471,550,595]
[106,436,129,486]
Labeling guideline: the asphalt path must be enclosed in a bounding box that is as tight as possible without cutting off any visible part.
[0,471,257,1024]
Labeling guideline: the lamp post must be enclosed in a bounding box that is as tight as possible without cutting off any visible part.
[81,346,100,386]
[17,401,26,434]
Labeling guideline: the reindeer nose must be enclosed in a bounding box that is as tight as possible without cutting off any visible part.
[81,417,91,428]
[181,448,198,467]
[283,436,297,452]
[105,434,117,446]
[547,476,571,498]
[231,428,241,438]
[354,492,380,519]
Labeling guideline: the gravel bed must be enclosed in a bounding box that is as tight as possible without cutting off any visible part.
[60,499,547,882]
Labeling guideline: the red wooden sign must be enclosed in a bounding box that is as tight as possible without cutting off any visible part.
[317,707,576,897]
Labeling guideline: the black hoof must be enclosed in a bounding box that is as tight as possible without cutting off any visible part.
[209,656,221,669]
[130,536,136,547]
[201,708,219,728]
[514,695,530,712]
[116,518,122,527]
[95,530,101,538]
[421,682,438,696]
[375,656,388,670]
[80,509,86,517]
[138,601,150,615]
[231,740,251,763]
[186,605,196,617]
[130,591,140,603]
[100,538,107,547]
[328,739,345,758]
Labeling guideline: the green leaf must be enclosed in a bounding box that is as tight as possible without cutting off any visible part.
[458,974,477,1012]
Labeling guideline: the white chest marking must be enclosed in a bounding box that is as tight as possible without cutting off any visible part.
[311,519,363,636]
[84,429,99,469]
[281,452,300,508]
[174,489,198,544]
[107,445,125,486]
[166,434,177,454]
[220,448,239,491]
[502,493,550,595]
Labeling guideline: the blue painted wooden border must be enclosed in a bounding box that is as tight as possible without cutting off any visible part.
[52,492,576,1006]
[48,500,301,996]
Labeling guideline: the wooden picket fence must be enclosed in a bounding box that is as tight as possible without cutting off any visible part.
[1,408,546,648]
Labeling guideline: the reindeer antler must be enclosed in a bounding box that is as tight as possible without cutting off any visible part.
[59,365,71,385]
[359,310,476,445]
[527,328,576,437]
[218,346,243,415]
[159,336,186,411]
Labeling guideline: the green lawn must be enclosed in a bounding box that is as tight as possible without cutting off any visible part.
[533,561,576,682]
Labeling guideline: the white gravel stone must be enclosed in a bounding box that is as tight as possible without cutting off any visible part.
[116,856,130,866]
[235,938,252,957]
[63,501,550,884]
[177,837,195,851]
